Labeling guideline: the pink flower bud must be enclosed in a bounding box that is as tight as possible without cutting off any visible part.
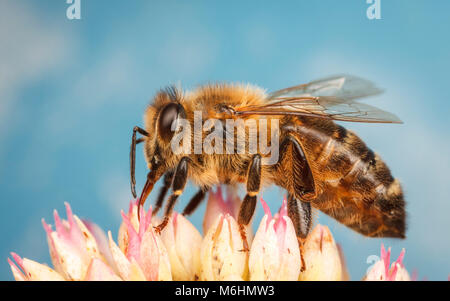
[157,212,202,280]
[41,202,104,280]
[203,186,241,233]
[200,214,248,280]
[364,244,410,281]
[249,198,301,281]
[299,224,345,281]
[115,200,172,281]
[84,258,122,281]
[83,219,117,273]
[107,231,146,281]
[8,252,65,281]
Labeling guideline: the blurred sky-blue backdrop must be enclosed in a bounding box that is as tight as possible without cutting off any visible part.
[1,0,449,280]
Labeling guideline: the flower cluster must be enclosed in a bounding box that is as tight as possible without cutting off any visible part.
[364,244,410,281]
[8,187,415,281]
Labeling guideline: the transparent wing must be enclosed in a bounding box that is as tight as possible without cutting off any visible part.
[235,96,403,123]
[268,75,384,100]
[234,75,401,123]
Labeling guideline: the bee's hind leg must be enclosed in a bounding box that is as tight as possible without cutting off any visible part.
[287,193,312,239]
[154,157,189,234]
[279,133,316,269]
[237,154,261,252]
[287,193,312,272]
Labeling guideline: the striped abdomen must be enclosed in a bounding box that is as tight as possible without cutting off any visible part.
[286,117,406,238]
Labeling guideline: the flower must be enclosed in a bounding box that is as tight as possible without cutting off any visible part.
[337,244,350,281]
[10,196,427,281]
[248,197,301,281]
[8,201,174,281]
[84,258,122,281]
[83,219,116,272]
[199,213,248,281]
[364,244,410,281]
[155,212,202,280]
[40,202,106,280]
[114,201,172,280]
[8,253,65,281]
[298,224,346,281]
[203,186,252,233]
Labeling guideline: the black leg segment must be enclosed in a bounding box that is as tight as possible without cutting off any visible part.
[155,157,190,233]
[237,154,262,226]
[153,171,174,216]
[182,187,209,216]
[236,154,262,251]
[287,193,312,239]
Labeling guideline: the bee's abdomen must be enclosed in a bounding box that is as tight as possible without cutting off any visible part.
[291,118,406,238]
[331,152,406,238]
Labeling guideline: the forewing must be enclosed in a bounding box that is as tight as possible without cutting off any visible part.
[235,96,403,123]
[268,75,384,100]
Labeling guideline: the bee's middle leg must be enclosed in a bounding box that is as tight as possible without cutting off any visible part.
[154,157,189,234]
[182,187,209,216]
[237,154,261,252]
[152,170,174,216]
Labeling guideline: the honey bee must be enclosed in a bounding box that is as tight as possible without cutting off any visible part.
[130,75,406,245]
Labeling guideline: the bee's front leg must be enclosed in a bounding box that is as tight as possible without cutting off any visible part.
[154,157,189,234]
[137,165,164,220]
[237,154,261,252]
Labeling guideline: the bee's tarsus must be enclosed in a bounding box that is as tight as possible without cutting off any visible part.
[298,238,306,272]
[238,224,250,253]
[154,217,169,235]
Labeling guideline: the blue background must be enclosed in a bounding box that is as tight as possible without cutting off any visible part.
[1,0,449,280]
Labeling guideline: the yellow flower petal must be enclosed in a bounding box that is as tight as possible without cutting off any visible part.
[299,225,343,281]
[159,213,202,280]
[73,215,102,259]
[84,258,122,281]
[50,231,89,280]
[22,258,66,281]
[200,214,248,281]
[128,258,147,281]
[249,215,301,281]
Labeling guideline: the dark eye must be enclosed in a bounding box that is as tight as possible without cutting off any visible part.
[158,103,184,142]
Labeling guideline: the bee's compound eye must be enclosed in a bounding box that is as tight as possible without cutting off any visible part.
[158,103,184,142]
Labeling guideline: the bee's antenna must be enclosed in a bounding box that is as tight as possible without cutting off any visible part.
[130,126,149,199]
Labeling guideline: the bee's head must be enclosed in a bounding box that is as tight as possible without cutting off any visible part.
[143,86,186,170]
